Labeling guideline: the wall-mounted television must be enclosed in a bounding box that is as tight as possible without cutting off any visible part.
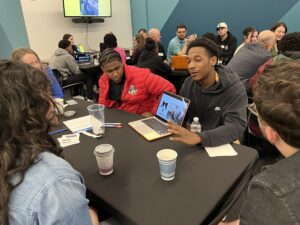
[63,0,112,17]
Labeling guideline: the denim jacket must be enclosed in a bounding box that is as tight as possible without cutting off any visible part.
[240,151,300,225]
[8,152,93,225]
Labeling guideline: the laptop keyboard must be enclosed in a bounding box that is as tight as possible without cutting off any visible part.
[142,118,169,135]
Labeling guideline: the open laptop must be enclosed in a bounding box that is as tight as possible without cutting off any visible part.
[171,55,188,69]
[128,91,190,141]
[74,52,91,64]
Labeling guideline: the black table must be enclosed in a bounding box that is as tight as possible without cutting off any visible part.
[53,101,258,225]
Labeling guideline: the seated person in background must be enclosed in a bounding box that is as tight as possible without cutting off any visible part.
[227,30,275,90]
[234,27,258,54]
[137,37,172,76]
[62,33,78,55]
[236,62,300,224]
[98,49,176,117]
[148,28,167,61]
[270,21,287,57]
[167,24,196,61]
[167,38,248,147]
[249,32,300,90]
[130,33,144,65]
[216,22,237,65]
[102,32,126,63]
[138,28,148,39]
[0,60,102,225]
[12,48,64,100]
[49,39,94,100]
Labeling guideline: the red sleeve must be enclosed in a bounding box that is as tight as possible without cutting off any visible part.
[98,75,107,105]
[144,71,176,114]
[249,59,273,90]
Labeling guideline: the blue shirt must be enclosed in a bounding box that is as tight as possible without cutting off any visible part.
[9,152,93,225]
[167,36,187,61]
[47,67,64,99]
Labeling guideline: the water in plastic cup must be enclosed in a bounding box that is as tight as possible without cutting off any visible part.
[157,149,178,181]
[87,104,105,135]
[94,144,114,175]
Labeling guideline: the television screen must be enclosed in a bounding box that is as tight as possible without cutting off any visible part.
[63,0,111,17]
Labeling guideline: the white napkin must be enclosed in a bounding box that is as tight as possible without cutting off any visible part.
[205,144,238,157]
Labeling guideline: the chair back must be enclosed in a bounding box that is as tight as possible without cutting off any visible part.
[52,69,63,86]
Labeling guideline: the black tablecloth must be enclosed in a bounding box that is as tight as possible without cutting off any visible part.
[52,101,258,225]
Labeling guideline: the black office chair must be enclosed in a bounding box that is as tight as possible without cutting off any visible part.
[52,69,86,100]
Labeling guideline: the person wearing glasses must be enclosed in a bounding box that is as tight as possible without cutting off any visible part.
[167,24,196,61]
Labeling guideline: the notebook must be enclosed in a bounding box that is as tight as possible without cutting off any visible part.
[74,52,91,64]
[128,91,190,141]
[171,55,188,69]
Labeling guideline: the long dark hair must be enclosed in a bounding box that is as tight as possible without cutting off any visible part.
[0,60,62,224]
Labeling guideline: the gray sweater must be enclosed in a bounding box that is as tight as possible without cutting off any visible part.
[227,43,272,84]
[180,65,248,147]
[49,48,81,80]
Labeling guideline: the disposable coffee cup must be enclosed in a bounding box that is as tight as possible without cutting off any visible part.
[94,144,114,175]
[87,104,105,135]
[157,149,178,181]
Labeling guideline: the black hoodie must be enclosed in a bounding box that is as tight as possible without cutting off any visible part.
[180,65,247,147]
[137,50,172,76]
[216,31,237,65]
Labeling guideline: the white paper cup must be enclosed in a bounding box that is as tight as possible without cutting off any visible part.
[94,144,114,175]
[157,149,178,181]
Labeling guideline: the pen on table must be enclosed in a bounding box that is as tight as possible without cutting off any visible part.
[49,123,123,135]
[105,122,122,125]
[49,128,68,135]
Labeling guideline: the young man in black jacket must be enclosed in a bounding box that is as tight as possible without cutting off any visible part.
[216,22,237,65]
[167,37,247,147]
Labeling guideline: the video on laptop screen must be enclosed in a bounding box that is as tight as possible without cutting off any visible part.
[156,92,190,125]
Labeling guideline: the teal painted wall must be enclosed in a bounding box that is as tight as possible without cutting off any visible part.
[281,1,300,32]
[130,0,300,48]
[130,0,148,34]
[130,0,179,34]
[0,1,29,59]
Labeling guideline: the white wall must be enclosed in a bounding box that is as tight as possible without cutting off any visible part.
[21,0,133,60]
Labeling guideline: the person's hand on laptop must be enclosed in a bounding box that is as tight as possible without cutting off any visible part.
[167,121,201,145]
[142,112,153,117]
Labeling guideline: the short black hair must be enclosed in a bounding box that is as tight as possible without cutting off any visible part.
[99,49,122,67]
[144,37,157,52]
[187,37,219,58]
[58,39,71,49]
[202,32,217,43]
[242,27,256,36]
[103,33,118,49]
[278,32,300,52]
[176,24,186,30]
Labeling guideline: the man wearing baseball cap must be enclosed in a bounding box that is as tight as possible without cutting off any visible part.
[216,22,237,65]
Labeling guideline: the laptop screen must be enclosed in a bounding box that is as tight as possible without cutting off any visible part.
[155,92,190,125]
[74,52,91,64]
